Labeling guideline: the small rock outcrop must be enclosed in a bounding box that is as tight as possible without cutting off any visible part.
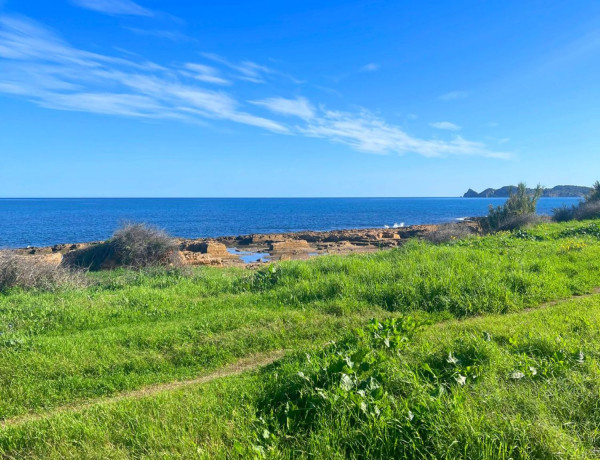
[179,251,224,266]
[269,240,310,252]
[182,241,229,256]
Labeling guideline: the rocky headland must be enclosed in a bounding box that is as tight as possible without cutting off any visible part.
[463,185,591,198]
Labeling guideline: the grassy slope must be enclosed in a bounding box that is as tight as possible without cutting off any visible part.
[1,220,600,458]
[2,294,600,458]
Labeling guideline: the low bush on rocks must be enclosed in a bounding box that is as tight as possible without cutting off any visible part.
[63,223,180,271]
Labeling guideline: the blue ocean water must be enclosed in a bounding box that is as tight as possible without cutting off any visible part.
[0,197,581,248]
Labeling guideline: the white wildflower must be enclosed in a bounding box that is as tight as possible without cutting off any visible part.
[447,352,459,365]
[340,373,353,391]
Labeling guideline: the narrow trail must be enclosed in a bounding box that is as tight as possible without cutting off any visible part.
[3,288,600,430]
[430,287,600,330]
[0,350,286,429]
[521,287,600,313]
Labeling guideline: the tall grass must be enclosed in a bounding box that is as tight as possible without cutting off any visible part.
[2,293,600,458]
[246,295,600,458]
[0,252,85,292]
[0,221,599,457]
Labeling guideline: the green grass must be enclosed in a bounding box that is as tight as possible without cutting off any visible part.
[2,293,600,458]
[250,294,600,459]
[1,219,600,458]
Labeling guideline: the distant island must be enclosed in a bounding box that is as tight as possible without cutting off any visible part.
[463,185,592,198]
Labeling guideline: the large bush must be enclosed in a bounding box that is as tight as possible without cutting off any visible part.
[486,183,543,232]
[0,252,85,292]
[587,180,600,203]
[553,181,600,222]
[111,223,179,268]
[64,223,180,271]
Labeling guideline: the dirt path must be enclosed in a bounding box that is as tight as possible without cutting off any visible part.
[0,350,286,429]
[521,287,600,312]
[429,288,600,329]
[3,288,600,429]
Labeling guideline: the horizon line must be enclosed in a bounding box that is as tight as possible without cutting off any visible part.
[0,196,582,200]
[0,196,519,200]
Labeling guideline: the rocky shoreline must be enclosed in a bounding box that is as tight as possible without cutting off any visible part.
[12,219,483,268]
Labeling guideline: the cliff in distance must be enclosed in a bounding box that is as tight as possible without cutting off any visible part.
[463,185,591,198]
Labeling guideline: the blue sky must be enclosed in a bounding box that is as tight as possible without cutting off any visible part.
[0,0,598,197]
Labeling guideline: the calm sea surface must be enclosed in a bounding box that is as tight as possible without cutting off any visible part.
[0,197,581,248]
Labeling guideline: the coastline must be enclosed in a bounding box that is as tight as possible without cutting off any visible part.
[10,219,483,268]
[0,197,580,249]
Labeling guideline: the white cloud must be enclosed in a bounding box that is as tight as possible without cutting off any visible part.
[430,121,461,131]
[250,96,315,120]
[302,109,510,159]
[183,63,231,85]
[440,90,468,101]
[360,63,380,72]
[71,0,153,16]
[0,15,287,132]
[0,14,510,160]
[201,52,304,84]
[201,52,270,83]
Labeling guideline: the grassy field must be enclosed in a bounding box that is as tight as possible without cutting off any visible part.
[1,220,600,458]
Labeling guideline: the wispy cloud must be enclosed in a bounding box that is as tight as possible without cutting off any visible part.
[430,121,461,131]
[201,53,273,84]
[250,96,315,120]
[302,109,509,159]
[0,15,287,132]
[70,0,153,17]
[0,14,510,160]
[536,28,600,74]
[201,52,303,84]
[360,63,380,72]
[182,63,231,86]
[440,90,468,101]
[125,27,193,43]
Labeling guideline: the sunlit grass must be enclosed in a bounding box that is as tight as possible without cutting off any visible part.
[0,220,599,457]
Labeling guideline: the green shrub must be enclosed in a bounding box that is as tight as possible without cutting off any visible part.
[494,213,547,231]
[586,180,600,203]
[486,183,543,232]
[574,201,600,220]
[553,181,600,222]
[552,205,575,222]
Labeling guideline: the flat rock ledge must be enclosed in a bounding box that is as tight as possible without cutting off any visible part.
[8,220,483,268]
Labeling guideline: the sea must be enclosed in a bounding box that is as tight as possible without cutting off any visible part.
[0,197,581,248]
